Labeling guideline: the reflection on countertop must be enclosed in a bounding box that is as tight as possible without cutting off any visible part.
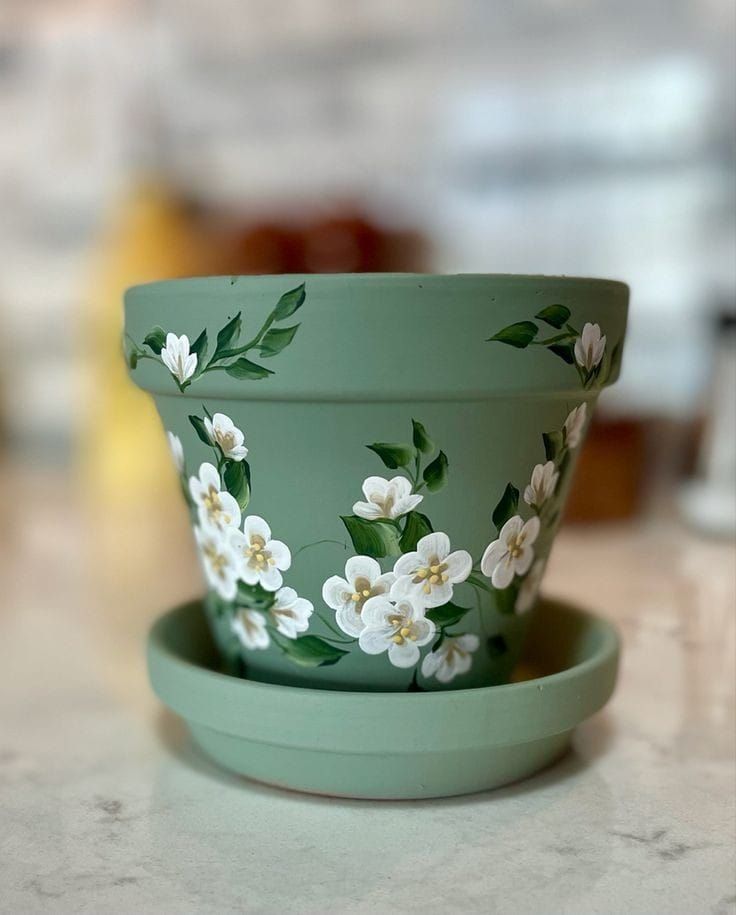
[0,466,734,914]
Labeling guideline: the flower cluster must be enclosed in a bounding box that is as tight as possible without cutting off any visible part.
[324,531,473,677]
[176,412,313,654]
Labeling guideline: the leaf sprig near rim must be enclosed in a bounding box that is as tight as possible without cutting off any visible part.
[125,282,306,392]
[487,303,621,389]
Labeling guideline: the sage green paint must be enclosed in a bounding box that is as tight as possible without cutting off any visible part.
[125,274,628,691]
[148,596,620,799]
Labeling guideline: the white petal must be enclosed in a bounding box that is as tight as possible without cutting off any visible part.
[387,640,420,669]
[267,539,291,571]
[322,575,351,611]
[491,556,516,589]
[360,595,394,628]
[243,515,272,543]
[514,546,535,578]
[273,586,298,608]
[358,627,391,656]
[498,515,523,546]
[393,551,420,578]
[352,501,386,520]
[389,575,420,603]
[480,539,507,578]
[443,549,472,584]
[416,531,451,562]
[421,649,443,678]
[422,579,453,609]
[198,462,221,491]
[574,336,587,368]
[523,484,536,507]
[411,617,436,646]
[345,555,381,586]
[361,476,390,501]
[335,604,365,638]
[373,572,396,595]
[390,493,424,519]
[204,417,215,442]
[522,515,541,546]
[184,353,197,380]
[258,565,283,592]
[457,634,480,652]
[388,476,413,499]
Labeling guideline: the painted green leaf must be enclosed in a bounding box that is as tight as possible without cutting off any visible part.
[535,304,571,329]
[224,459,251,509]
[340,515,402,558]
[190,329,208,365]
[273,283,306,321]
[488,321,539,348]
[143,326,166,354]
[236,581,274,610]
[542,431,564,461]
[127,349,138,369]
[366,442,414,470]
[492,482,519,531]
[487,633,509,656]
[225,357,274,380]
[214,313,241,358]
[427,601,470,629]
[494,587,517,615]
[423,450,449,493]
[280,635,349,668]
[188,414,211,446]
[399,511,433,553]
[258,324,300,357]
[411,419,434,454]
[548,342,575,364]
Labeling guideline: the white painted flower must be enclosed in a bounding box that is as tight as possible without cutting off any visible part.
[515,559,547,614]
[564,402,587,449]
[269,587,313,639]
[161,333,197,384]
[229,515,291,592]
[358,595,435,668]
[322,556,396,637]
[194,523,239,601]
[353,475,423,521]
[523,461,559,509]
[167,431,184,473]
[481,515,541,589]
[574,323,606,373]
[204,412,248,461]
[421,634,480,684]
[391,532,472,609]
[231,608,270,650]
[189,462,241,532]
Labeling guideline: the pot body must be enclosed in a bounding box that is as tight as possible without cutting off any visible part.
[125,274,628,691]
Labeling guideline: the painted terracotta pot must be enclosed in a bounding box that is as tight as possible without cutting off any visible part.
[125,274,628,692]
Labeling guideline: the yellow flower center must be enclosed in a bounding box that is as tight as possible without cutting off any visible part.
[203,542,228,578]
[217,430,236,452]
[348,576,375,611]
[412,558,449,594]
[245,534,274,568]
[388,614,418,646]
[508,532,526,560]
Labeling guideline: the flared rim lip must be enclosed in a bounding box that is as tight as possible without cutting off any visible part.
[126,272,630,300]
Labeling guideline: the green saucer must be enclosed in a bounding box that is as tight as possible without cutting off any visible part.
[148,597,619,799]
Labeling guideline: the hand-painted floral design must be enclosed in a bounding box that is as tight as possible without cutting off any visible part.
[523,461,559,510]
[322,556,396,637]
[488,304,620,389]
[391,532,473,609]
[481,515,540,589]
[194,523,239,601]
[125,283,306,391]
[161,333,198,386]
[269,587,313,638]
[205,412,248,461]
[358,594,435,668]
[231,608,270,650]
[515,559,546,614]
[167,431,184,473]
[189,462,241,532]
[574,322,606,373]
[421,634,480,684]
[563,402,587,449]
[353,475,423,521]
[229,515,291,592]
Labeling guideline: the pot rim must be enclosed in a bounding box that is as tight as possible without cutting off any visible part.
[126,272,629,302]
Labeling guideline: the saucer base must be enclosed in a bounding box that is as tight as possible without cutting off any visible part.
[148,596,619,799]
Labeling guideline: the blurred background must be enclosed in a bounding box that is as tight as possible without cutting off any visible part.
[0,0,734,625]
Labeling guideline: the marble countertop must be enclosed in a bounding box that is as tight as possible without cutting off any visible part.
[1,470,734,914]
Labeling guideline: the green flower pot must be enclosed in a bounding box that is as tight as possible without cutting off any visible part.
[125,274,628,692]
